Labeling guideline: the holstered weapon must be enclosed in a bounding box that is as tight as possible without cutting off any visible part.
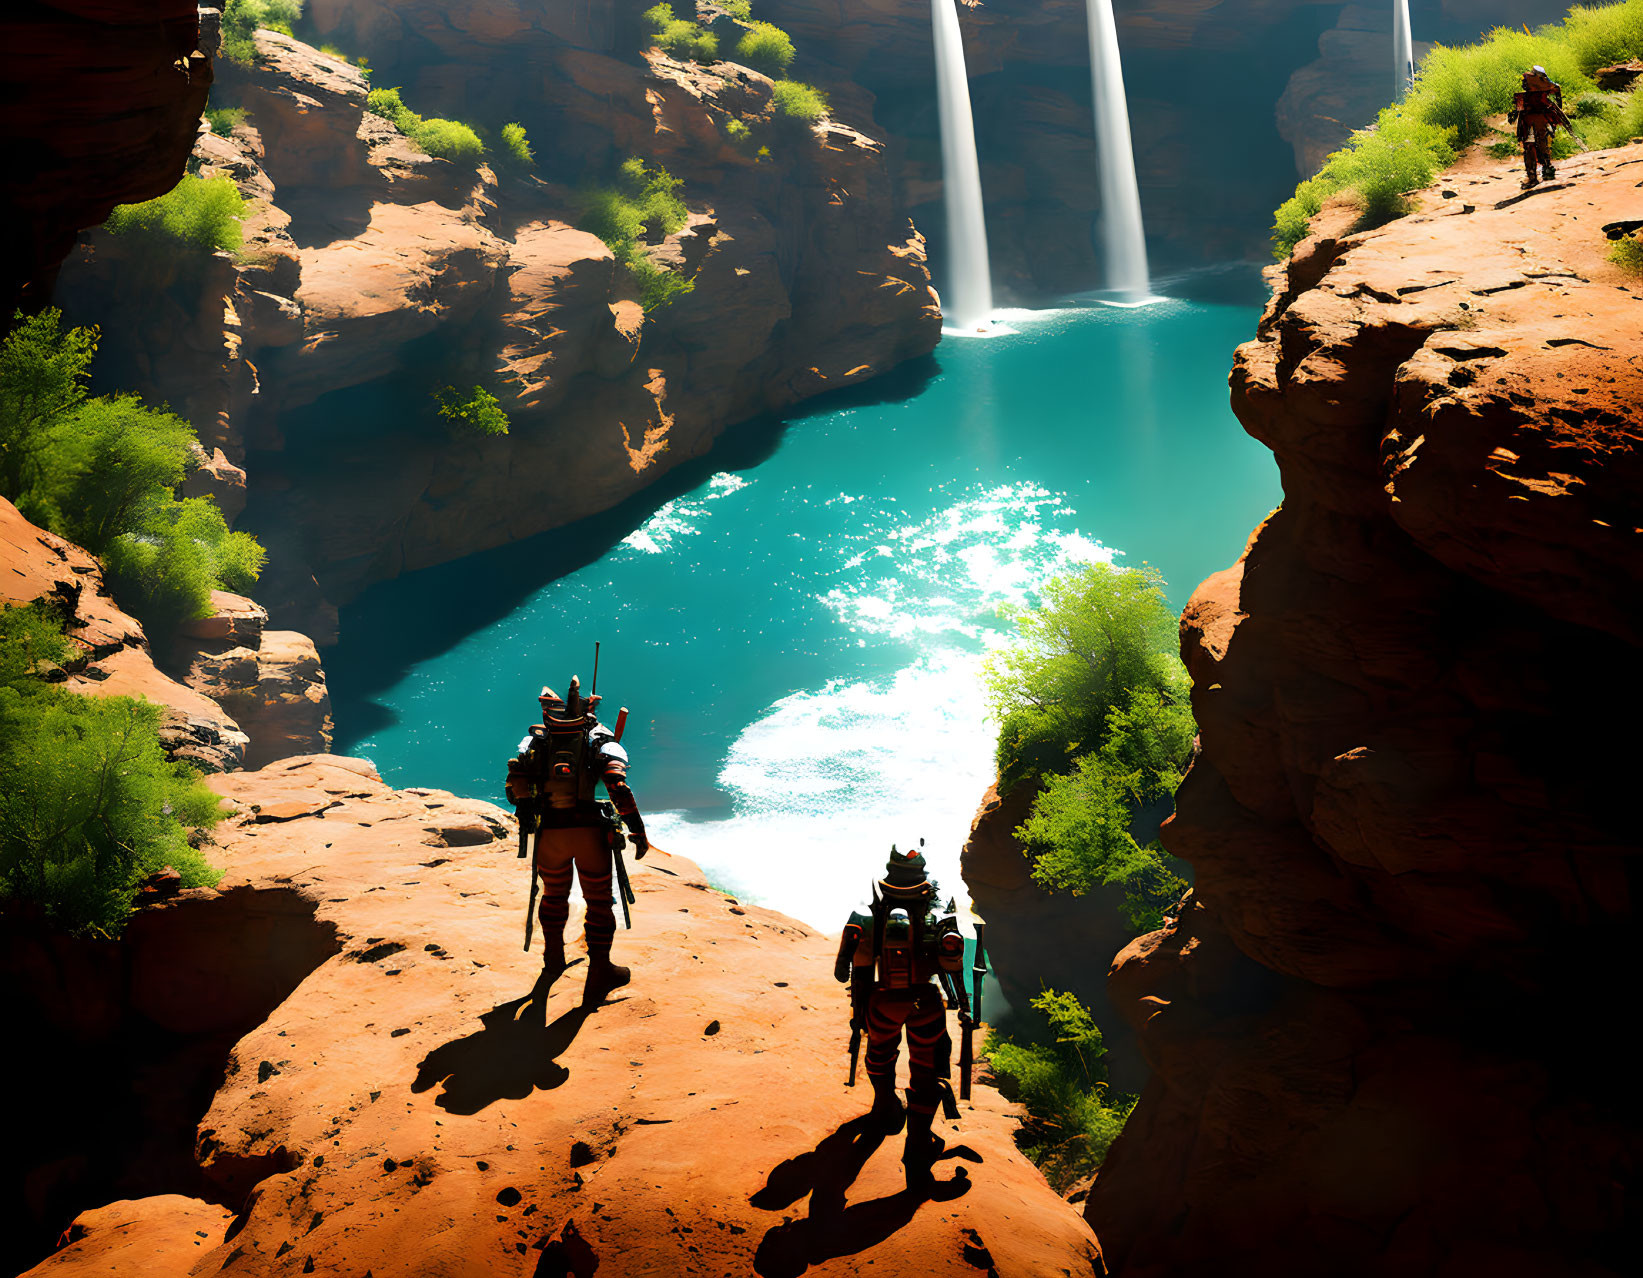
[517,800,538,952]
[604,804,636,930]
[847,967,870,1086]
[963,922,987,1101]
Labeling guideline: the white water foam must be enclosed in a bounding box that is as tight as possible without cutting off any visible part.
[621,472,752,555]
[647,481,1115,930]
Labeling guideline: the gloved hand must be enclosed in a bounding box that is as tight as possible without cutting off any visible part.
[632,832,649,860]
[1508,109,1518,124]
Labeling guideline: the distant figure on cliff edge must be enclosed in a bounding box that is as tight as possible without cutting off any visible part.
[1508,65,1568,188]
[836,844,973,1191]
[506,675,647,1000]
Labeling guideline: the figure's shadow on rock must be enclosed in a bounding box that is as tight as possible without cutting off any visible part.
[411,965,592,1115]
[749,1115,981,1278]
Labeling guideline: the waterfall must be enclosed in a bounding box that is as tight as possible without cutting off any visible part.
[931,0,993,329]
[1393,0,1414,100]
[1084,0,1151,301]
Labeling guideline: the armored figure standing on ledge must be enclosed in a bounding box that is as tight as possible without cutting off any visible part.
[1509,65,1568,188]
[836,844,973,1191]
[506,676,647,999]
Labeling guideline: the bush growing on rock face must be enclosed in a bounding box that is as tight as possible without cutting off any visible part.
[985,988,1137,1191]
[576,158,696,311]
[771,79,828,122]
[365,86,486,165]
[105,174,247,256]
[0,604,223,937]
[986,562,1193,932]
[205,106,247,135]
[737,21,796,76]
[0,310,265,638]
[499,122,534,170]
[1273,0,1643,255]
[642,3,720,62]
[432,385,510,437]
[222,0,304,65]
[1612,233,1643,274]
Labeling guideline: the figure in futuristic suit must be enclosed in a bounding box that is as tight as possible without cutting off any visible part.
[835,844,971,1190]
[1509,65,1568,188]
[506,677,647,998]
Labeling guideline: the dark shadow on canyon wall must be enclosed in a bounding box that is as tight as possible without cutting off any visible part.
[322,352,940,745]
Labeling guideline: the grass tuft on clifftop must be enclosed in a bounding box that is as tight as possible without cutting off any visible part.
[366,87,486,165]
[1274,0,1643,256]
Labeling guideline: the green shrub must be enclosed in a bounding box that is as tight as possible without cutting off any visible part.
[771,78,828,122]
[205,106,247,135]
[500,122,534,169]
[105,174,247,255]
[985,989,1137,1191]
[576,158,696,310]
[985,562,1185,786]
[737,21,796,76]
[1272,1,1643,254]
[221,0,304,65]
[104,498,266,635]
[1612,233,1643,274]
[0,311,265,637]
[720,0,753,18]
[723,118,752,145]
[365,86,486,165]
[0,606,223,936]
[643,4,720,61]
[414,117,485,163]
[432,385,510,437]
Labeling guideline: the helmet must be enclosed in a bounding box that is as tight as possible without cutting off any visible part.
[878,841,934,902]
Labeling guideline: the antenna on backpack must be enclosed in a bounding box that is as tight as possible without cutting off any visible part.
[591,641,601,698]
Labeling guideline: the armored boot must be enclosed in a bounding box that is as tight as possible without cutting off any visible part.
[582,951,630,1003]
[901,1098,941,1193]
[1542,163,1556,181]
[868,1072,905,1135]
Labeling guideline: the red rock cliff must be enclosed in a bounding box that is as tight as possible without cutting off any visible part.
[1084,147,1643,1274]
[0,1,211,315]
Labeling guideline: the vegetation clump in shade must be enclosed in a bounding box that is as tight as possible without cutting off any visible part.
[642,3,720,62]
[986,562,1192,933]
[221,0,303,65]
[0,310,266,636]
[499,123,534,170]
[576,157,697,311]
[365,87,486,164]
[1273,0,1643,256]
[432,385,510,437]
[737,21,796,76]
[985,988,1138,1191]
[205,106,247,136]
[0,603,224,936]
[104,174,247,256]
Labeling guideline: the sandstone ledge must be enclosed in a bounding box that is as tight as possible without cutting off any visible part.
[22,755,1103,1277]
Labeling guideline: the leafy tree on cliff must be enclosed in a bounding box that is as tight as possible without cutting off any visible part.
[0,310,266,637]
[0,604,223,936]
[576,158,697,311]
[986,562,1193,932]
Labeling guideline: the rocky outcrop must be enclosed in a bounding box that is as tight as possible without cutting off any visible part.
[173,592,334,770]
[18,754,1105,1277]
[1,495,249,772]
[0,2,211,315]
[1084,145,1643,1276]
[58,27,939,635]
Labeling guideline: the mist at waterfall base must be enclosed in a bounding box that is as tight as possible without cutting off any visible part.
[931,0,994,330]
[329,293,1280,931]
[1085,0,1152,301]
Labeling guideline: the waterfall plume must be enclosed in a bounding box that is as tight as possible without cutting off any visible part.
[931,0,994,329]
[1084,0,1151,301]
